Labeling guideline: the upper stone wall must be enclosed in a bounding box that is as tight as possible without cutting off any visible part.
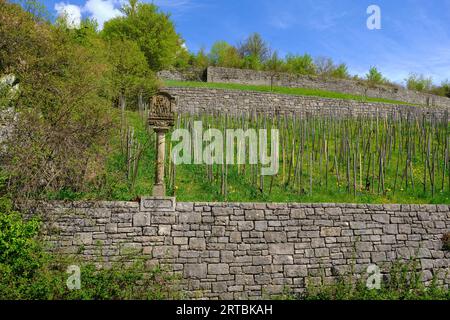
[206,67,450,108]
[157,68,206,82]
[164,86,449,119]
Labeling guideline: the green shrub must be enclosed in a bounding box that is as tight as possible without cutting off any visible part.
[301,260,449,300]
[405,73,433,92]
[366,66,387,85]
[0,192,181,300]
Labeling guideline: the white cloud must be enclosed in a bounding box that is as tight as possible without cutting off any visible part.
[152,0,192,9]
[83,0,123,29]
[54,2,82,29]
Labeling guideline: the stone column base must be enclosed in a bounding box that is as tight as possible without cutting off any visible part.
[140,196,176,212]
[152,184,166,197]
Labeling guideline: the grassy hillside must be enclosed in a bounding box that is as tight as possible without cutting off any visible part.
[165,80,417,106]
[50,111,450,204]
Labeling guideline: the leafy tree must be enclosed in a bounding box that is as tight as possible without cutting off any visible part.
[107,38,155,103]
[191,48,210,69]
[285,54,316,75]
[366,66,386,85]
[264,51,285,73]
[173,42,191,70]
[431,80,450,98]
[241,55,262,70]
[102,0,185,71]
[331,63,350,79]
[209,41,242,68]
[314,57,335,76]
[0,1,113,200]
[405,73,433,92]
[238,32,270,62]
[314,57,349,79]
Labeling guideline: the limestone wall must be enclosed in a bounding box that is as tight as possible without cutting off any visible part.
[157,68,206,82]
[34,200,450,299]
[206,67,450,108]
[164,86,449,119]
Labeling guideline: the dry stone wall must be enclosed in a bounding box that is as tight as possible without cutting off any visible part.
[164,86,449,119]
[157,68,206,82]
[206,67,450,108]
[34,200,450,299]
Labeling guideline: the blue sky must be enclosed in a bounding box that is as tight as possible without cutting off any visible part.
[34,0,450,84]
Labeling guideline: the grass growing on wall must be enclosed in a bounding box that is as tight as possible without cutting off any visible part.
[0,196,182,299]
[165,80,417,106]
[273,260,450,300]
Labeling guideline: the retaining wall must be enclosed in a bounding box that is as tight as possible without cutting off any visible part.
[164,86,449,119]
[206,67,450,109]
[34,200,450,299]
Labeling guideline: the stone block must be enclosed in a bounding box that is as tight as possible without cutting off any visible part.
[208,264,230,275]
[105,223,117,233]
[140,196,175,212]
[320,227,341,237]
[189,238,206,250]
[184,264,207,279]
[291,209,307,219]
[133,213,149,227]
[269,243,294,255]
[245,210,265,220]
[264,232,287,243]
[285,265,308,277]
[158,225,171,236]
[179,212,202,224]
[152,246,179,258]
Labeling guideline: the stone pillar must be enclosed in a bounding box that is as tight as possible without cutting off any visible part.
[153,128,167,197]
[148,91,175,198]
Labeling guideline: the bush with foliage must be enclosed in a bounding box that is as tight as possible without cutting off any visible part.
[0,185,181,300]
[405,73,433,92]
[285,53,316,75]
[301,260,449,300]
[366,66,387,85]
[0,1,162,202]
[431,80,450,98]
[208,41,243,68]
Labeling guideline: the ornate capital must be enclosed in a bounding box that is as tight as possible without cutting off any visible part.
[148,91,175,130]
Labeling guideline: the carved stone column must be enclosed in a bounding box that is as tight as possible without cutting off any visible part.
[148,92,175,197]
[153,128,167,196]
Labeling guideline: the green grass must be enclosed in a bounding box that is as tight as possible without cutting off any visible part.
[274,260,450,300]
[50,111,450,205]
[165,80,417,106]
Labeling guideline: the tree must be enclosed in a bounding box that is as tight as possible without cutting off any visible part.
[265,51,285,73]
[366,66,386,85]
[331,63,350,79]
[405,73,432,92]
[209,41,242,68]
[107,38,156,109]
[0,1,113,200]
[238,33,270,62]
[285,54,316,75]
[314,57,334,76]
[102,0,185,71]
[431,80,450,98]
[264,51,285,90]
[191,48,210,69]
